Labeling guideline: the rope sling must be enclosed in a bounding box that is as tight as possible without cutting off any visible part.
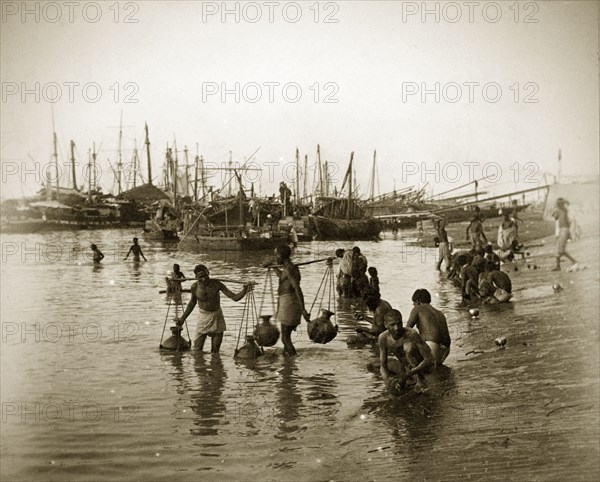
[306,259,338,344]
[159,279,192,350]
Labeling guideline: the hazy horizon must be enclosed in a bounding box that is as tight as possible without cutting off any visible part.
[1,0,598,201]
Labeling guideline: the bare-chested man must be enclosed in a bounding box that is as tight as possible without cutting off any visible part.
[271,245,310,356]
[175,264,249,353]
[479,262,513,303]
[124,237,147,262]
[406,289,451,366]
[466,208,488,251]
[379,310,434,392]
[355,290,392,341]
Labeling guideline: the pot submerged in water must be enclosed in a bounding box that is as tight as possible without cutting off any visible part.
[253,315,280,347]
[161,326,191,351]
[235,335,264,359]
[307,309,338,344]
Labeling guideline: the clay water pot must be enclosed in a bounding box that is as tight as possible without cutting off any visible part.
[235,335,264,359]
[253,315,280,347]
[307,309,338,344]
[161,326,191,351]
[469,308,480,318]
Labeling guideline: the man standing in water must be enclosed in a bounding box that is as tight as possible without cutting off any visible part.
[406,289,451,366]
[379,310,434,392]
[175,264,249,353]
[552,198,578,271]
[123,237,147,262]
[466,207,488,251]
[433,217,451,271]
[271,245,310,356]
[90,244,104,263]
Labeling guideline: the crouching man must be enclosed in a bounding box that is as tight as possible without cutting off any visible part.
[378,309,434,393]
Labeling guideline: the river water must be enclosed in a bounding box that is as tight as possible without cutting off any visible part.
[1,228,598,481]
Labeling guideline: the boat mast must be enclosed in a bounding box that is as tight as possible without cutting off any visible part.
[347,152,354,219]
[227,151,233,197]
[317,144,323,197]
[144,123,153,186]
[370,150,377,200]
[87,148,92,202]
[52,131,60,197]
[117,111,123,195]
[173,143,178,205]
[132,139,139,188]
[324,160,329,196]
[70,140,77,190]
[295,147,300,203]
[303,154,308,199]
[194,153,199,202]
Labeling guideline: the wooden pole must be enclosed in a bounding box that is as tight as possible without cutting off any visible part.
[145,123,153,186]
[70,140,77,190]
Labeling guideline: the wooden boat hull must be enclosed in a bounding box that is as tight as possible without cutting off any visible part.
[309,215,382,240]
[179,233,283,251]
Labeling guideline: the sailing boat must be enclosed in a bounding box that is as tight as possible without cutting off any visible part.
[178,171,287,251]
[309,152,382,240]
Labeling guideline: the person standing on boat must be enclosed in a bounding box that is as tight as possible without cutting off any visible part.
[175,264,250,353]
[271,245,310,356]
[124,237,147,262]
[90,244,104,263]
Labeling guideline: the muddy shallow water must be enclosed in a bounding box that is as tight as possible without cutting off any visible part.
[1,228,598,481]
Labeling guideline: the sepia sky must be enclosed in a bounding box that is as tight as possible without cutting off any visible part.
[1,0,598,200]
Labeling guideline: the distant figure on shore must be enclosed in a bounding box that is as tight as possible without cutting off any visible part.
[406,289,451,366]
[379,309,434,392]
[466,207,488,251]
[497,213,518,260]
[391,218,399,235]
[90,244,104,263]
[552,198,578,271]
[367,267,380,295]
[175,264,249,353]
[433,217,451,272]
[272,245,310,356]
[124,237,147,262]
[479,262,513,303]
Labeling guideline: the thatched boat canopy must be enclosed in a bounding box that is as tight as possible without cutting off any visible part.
[119,184,170,203]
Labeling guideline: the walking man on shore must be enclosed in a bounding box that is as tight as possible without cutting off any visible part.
[552,198,578,271]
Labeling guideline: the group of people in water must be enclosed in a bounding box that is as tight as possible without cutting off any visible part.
[85,197,578,394]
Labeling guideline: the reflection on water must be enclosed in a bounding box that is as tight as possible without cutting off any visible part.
[1,229,598,481]
[190,353,227,437]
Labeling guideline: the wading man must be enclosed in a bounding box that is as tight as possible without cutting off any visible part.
[175,264,249,353]
[124,237,147,262]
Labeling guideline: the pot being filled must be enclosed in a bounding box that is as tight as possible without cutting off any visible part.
[161,326,191,351]
[235,335,264,359]
[307,309,338,344]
